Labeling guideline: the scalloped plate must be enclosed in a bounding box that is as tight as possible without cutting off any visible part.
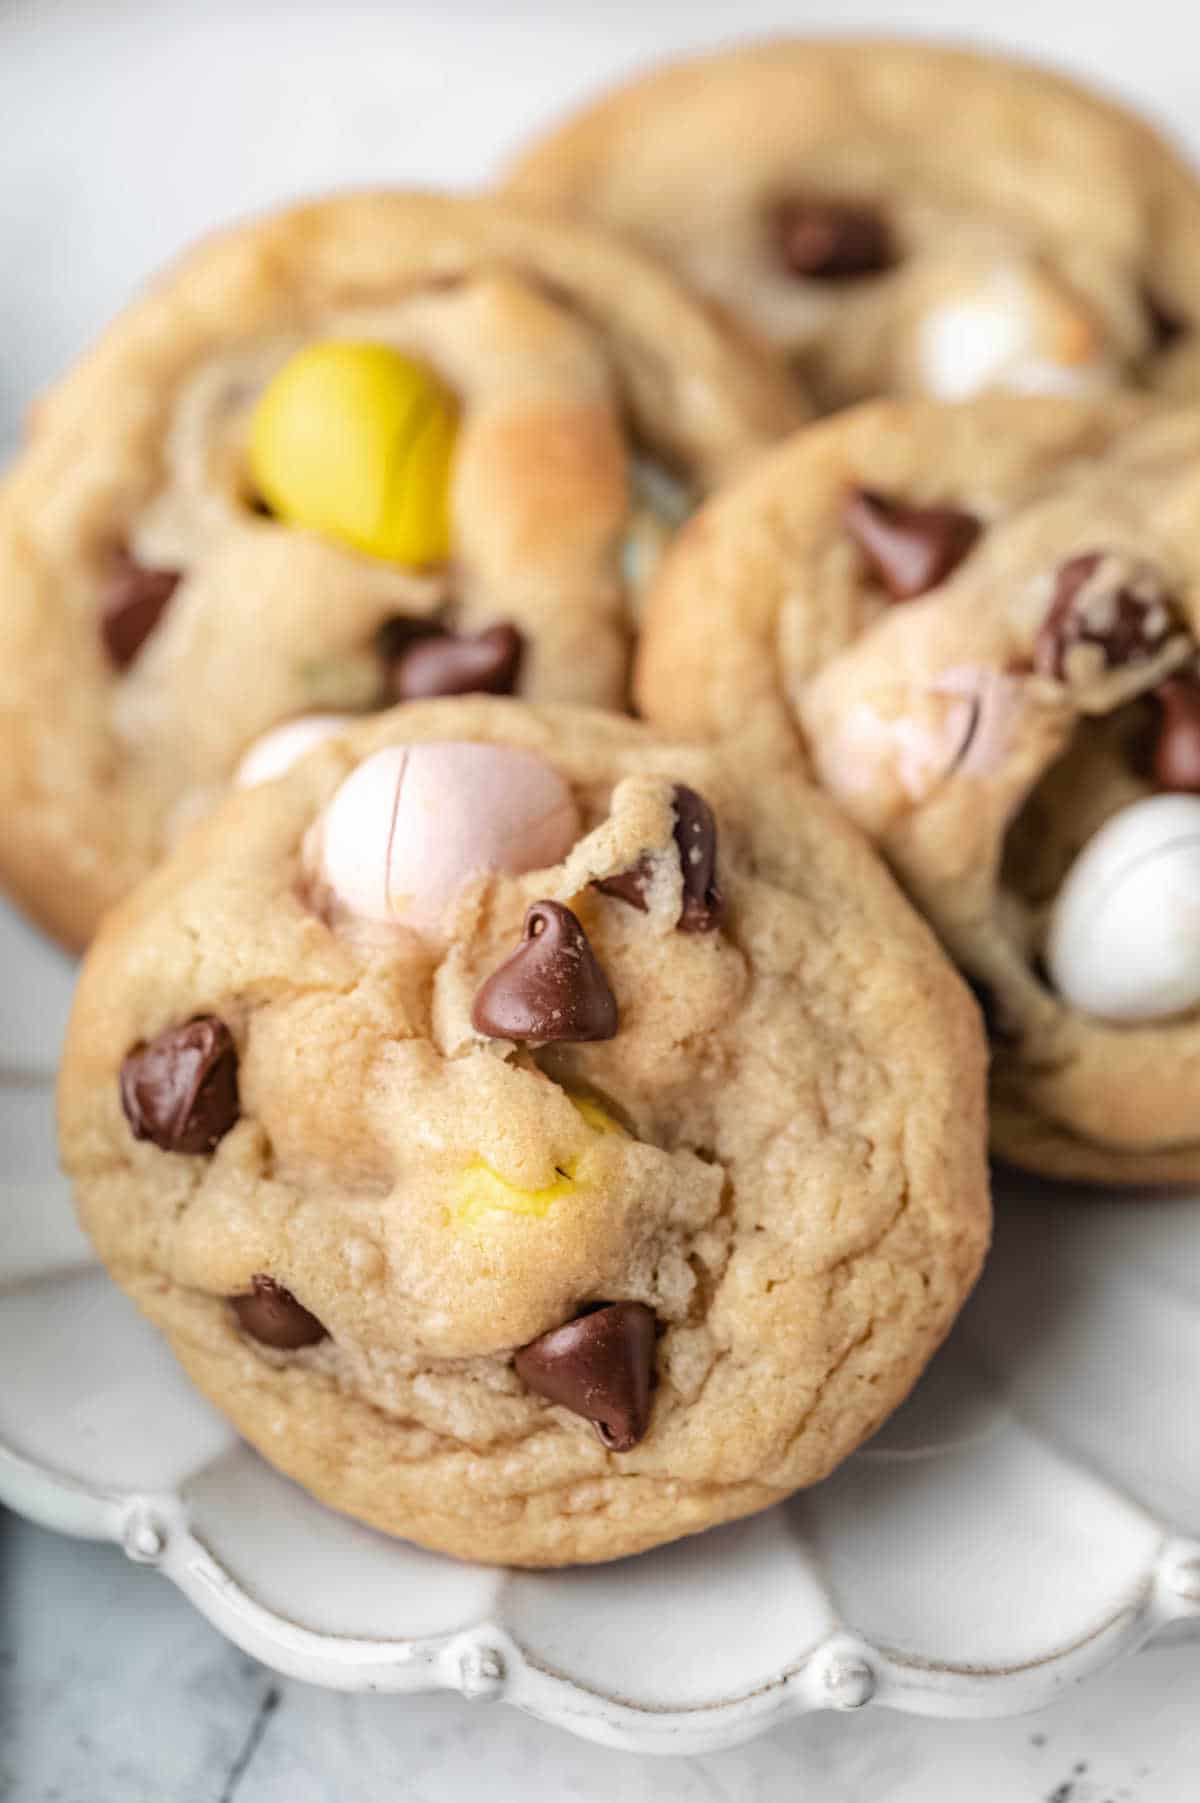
[3,899,1199,1754]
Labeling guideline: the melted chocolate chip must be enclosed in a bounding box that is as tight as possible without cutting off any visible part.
[844,489,982,601]
[101,556,181,669]
[1153,674,1200,791]
[389,622,524,701]
[773,199,893,280]
[514,1301,656,1450]
[119,1016,239,1154]
[471,901,617,1043]
[672,786,724,931]
[232,1275,327,1349]
[1033,552,1178,683]
[594,785,724,932]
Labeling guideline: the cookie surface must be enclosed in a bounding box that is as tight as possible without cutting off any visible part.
[639,393,1200,1183]
[0,190,804,949]
[58,698,988,1566]
[507,40,1200,412]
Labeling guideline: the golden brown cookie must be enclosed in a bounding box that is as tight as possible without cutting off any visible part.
[638,393,1200,1184]
[0,191,804,949]
[58,698,989,1566]
[507,40,1200,411]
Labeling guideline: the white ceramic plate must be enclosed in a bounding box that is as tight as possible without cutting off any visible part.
[3,891,1199,1756]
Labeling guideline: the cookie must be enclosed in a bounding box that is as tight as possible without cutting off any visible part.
[0,191,804,950]
[638,392,1200,1183]
[58,697,989,1566]
[507,40,1200,412]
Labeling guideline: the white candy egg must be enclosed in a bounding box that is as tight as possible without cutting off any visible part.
[917,262,1111,402]
[317,741,580,936]
[234,714,353,788]
[1045,795,1200,1022]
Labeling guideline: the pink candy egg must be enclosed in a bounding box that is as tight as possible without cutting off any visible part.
[317,741,580,935]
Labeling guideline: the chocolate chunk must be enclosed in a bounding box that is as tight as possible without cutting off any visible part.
[672,786,724,932]
[844,489,982,601]
[1033,553,1178,683]
[388,622,524,701]
[119,1016,239,1154]
[773,199,893,280]
[514,1301,656,1450]
[594,785,724,932]
[101,555,181,669]
[1144,286,1187,353]
[471,901,617,1043]
[232,1275,327,1349]
[593,862,652,912]
[1153,674,1200,791]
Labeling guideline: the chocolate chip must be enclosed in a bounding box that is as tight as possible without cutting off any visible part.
[231,1275,327,1349]
[773,199,893,280]
[844,489,982,601]
[672,786,723,932]
[101,555,181,669]
[1033,553,1179,683]
[471,901,618,1043]
[119,1016,239,1154]
[1153,674,1200,791]
[514,1301,656,1450]
[387,622,524,701]
[593,862,652,912]
[594,785,724,932]
[1143,285,1188,353]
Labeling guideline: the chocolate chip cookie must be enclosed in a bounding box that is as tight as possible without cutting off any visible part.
[58,697,989,1565]
[638,393,1200,1183]
[0,191,804,949]
[507,40,1200,412]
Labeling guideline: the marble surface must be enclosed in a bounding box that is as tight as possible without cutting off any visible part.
[4,0,1200,1794]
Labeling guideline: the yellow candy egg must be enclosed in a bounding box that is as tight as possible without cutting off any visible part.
[249,341,458,565]
[453,1094,627,1225]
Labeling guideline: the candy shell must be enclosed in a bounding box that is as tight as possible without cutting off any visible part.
[1045,794,1200,1021]
[317,741,579,936]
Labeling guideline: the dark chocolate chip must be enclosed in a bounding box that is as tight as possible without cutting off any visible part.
[1033,552,1178,682]
[773,199,893,280]
[375,614,443,662]
[101,555,181,669]
[119,1016,239,1154]
[389,622,524,701]
[471,901,618,1043]
[844,489,982,601]
[1143,285,1188,353]
[672,785,723,932]
[232,1275,327,1349]
[593,785,724,932]
[1153,674,1200,791]
[593,861,652,912]
[514,1301,656,1451]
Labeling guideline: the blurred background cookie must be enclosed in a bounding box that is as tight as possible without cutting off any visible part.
[639,392,1200,1182]
[508,40,1200,412]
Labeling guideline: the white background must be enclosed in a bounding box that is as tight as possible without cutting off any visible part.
[2,0,1200,1796]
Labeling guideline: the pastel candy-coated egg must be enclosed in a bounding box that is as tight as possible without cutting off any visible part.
[1045,794,1200,1021]
[918,263,1110,402]
[233,714,353,788]
[249,342,457,565]
[318,741,580,936]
